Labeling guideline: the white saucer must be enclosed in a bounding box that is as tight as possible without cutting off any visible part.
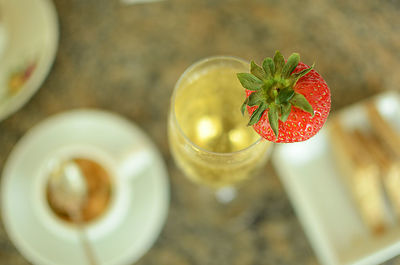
[0,0,59,121]
[1,110,170,265]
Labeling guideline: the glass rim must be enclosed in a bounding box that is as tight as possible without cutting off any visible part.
[170,55,266,157]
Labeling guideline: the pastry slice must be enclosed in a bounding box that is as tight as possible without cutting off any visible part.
[366,102,400,158]
[329,118,388,234]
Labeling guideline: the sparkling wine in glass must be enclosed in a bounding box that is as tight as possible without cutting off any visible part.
[168,56,273,200]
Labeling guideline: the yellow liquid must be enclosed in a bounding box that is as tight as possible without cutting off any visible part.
[176,66,259,152]
[169,60,272,188]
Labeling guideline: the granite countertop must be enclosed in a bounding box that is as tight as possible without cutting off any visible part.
[1,0,400,264]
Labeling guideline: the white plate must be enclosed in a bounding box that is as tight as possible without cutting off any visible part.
[0,0,58,121]
[1,110,170,265]
[272,92,400,265]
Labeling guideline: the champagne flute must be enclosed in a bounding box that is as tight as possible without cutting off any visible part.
[168,56,273,202]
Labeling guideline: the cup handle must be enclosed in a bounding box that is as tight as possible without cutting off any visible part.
[117,146,153,181]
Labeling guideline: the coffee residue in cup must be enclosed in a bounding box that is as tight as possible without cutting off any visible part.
[46,158,113,224]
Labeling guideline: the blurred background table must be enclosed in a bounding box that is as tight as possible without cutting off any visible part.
[0,0,399,264]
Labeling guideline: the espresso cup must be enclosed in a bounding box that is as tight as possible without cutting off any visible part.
[34,143,153,241]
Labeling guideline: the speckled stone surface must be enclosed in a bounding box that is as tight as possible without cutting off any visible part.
[1,0,400,264]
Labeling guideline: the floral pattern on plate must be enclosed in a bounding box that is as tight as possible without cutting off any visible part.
[8,61,37,95]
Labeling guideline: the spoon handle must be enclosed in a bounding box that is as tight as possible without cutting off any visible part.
[71,211,99,265]
[78,227,98,265]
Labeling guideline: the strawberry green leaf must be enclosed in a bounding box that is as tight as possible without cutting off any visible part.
[282,53,300,78]
[290,92,314,116]
[280,102,292,122]
[262,58,275,78]
[241,97,249,115]
[248,91,264,106]
[291,63,314,83]
[237,73,263,91]
[277,87,295,104]
[248,103,267,126]
[268,104,279,139]
[251,61,267,80]
[273,51,285,76]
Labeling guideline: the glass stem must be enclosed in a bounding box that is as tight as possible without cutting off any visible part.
[215,186,237,204]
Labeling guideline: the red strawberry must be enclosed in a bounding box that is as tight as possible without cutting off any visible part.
[237,51,331,143]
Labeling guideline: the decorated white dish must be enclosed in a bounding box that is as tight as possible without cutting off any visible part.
[0,0,58,121]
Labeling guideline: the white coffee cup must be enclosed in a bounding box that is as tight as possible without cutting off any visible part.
[34,143,153,241]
